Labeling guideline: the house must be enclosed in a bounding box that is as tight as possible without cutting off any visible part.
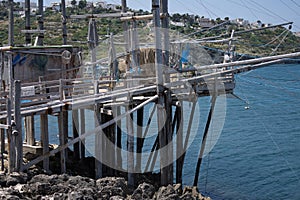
[50,2,61,12]
[170,21,185,27]
[232,18,250,27]
[197,18,214,28]
[95,1,107,8]
[107,3,120,11]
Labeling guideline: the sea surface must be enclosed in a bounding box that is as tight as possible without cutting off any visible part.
[32,63,300,200]
[185,64,300,199]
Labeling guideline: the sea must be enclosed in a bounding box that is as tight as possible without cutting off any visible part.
[31,63,300,200]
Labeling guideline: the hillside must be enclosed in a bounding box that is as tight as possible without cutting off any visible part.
[1,4,300,58]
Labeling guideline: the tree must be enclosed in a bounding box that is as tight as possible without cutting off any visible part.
[78,0,86,10]
[71,0,77,7]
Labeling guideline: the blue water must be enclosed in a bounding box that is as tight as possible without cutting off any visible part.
[183,64,300,199]
[30,64,300,199]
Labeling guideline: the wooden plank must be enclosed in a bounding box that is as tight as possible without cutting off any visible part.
[40,114,49,172]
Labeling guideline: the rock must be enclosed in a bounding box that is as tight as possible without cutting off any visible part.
[173,184,182,194]
[156,185,180,200]
[96,177,128,198]
[35,182,51,195]
[131,182,155,200]
[0,173,7,187]
[6,172,28,186]
[110,196,125,200]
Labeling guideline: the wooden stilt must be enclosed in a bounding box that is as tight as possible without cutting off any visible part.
[95,103,102,179]
[0,122,4,171]
[58,108,68,173]
[136,106,144,172]
[126,100,134,186]
[116,106,122,171]
[25,115,35,146]
[80,109,86,159]
[193,95,217,186]
[176,102,183,184]
[165,90,173,184]
[72,110,80,160]
[14,80,22,172]
[40,113,49,172]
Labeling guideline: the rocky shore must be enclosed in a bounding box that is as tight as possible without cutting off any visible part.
[0,172,210,200]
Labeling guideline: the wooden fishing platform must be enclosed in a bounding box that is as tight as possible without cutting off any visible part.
[1,0,300,188]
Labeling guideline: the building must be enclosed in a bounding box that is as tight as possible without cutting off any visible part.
[197,18,214,28]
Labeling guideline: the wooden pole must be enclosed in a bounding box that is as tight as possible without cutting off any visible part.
[175,102,183,184]
[94,82,102,178]
[40,113,49,172]
[25,115,35,146]
[136,106,144,172]
[193,95,217,186]
[14,80,22,171]
[58,108,68,173]
[61,0,68,45]
[25,0,31,45]
[0,122,4,171]
[8,0,14,46]
[116,106,122,171]
[37,0,44,45]
[72,109,80,160]
[153,0,168,186]
[126,97,134,186]
[80,109,86,159]
[160,0,170,83]
[165,90,173,184]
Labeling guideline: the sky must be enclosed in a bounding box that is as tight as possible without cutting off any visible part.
[43,0,300,32]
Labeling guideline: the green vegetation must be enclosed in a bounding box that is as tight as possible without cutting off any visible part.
[0,3,299,57]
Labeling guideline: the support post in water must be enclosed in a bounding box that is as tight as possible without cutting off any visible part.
[193,95,217,186]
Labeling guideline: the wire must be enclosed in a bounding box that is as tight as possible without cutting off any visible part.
[197,0,218,19]
[290,0,300,8]
[241,0,259,19]
[280,0,300,16]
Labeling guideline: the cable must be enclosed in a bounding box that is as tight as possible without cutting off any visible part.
[241,0,259,19]
[290,0,300,8]
[280,0,300,16]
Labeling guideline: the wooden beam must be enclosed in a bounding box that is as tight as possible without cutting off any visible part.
[120,13,164,21]
[70,12,133,19]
